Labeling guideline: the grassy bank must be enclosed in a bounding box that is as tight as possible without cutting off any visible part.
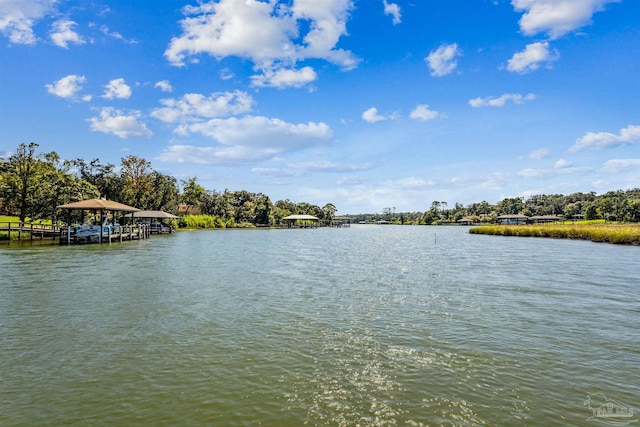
[179,215,256,229]
[469,223,640,245]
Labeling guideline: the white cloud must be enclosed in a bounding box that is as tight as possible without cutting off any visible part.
[569,125,640,153]
[99,25,138,44]
[252,160,374,177]
[410,104,442,121]
[88,107,152,138]
[426,43,460,77]
[288,160,374,173]
[554,158,572,168]
[362,107,388,123]
[393,177,435,189]
[164,0,359,88]
[151,90,254,123]
[220,68,234,80]
[337,176,365,185]
[50,19,84,48]
[602,159,640,174]
[0,0,56,44]
[102,78,132,99]
[301,176,436,212]
[154,80,173,93]
[512,0,620,39]
[507,41,559,73]
[480,171,510,188]
[469,93,536,107]
[250,167,300,177]
[45,74,87,99]
[518,165,587,178]
[251,66,317,88]
[158,115,333,164]
[383,0,401,25]
[526,147,551,159]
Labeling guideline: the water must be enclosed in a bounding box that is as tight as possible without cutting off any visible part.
[1,226,638,426]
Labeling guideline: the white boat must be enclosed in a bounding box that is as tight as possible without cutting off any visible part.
[75,224,100,244]
[74,218,119,244]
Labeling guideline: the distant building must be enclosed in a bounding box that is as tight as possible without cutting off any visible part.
[178,204,202,215]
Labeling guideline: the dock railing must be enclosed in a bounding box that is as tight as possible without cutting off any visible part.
[0,221,61,241]
[1,221,153,244]
[59,223,152,244]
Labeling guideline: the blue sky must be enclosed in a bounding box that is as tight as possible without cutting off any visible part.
[1,0,638,214]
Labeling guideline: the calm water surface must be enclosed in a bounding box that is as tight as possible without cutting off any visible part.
[1,226,638,426]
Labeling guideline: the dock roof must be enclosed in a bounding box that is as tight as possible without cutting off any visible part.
[132,210,179,219]
[282,214,319,220]
[57,198,140,212]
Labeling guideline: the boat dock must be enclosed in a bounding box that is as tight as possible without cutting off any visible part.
[0,221,167,244]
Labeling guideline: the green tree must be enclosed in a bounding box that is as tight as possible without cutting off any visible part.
[621,199,640,222]
[497,197,524,215]
[323,203,337,225]
[275,199,297,215]
[201,190,229,217]
[563,202,581,220]
[1,142,39,221]
[254,194,273,225]
[120,155,153,208]
[148,171,179,212]
[74,158,121,200]
[597,198,614,221]
[0,143,99,221]
[180,177,206,206]
[34,155,99,221]
[583,203,598,220]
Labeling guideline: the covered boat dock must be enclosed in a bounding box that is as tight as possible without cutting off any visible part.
[57,199,148,244]
[282,214,319,228]
[132,210,178,234]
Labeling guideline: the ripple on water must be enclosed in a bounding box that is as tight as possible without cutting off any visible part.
[1,226,638,426]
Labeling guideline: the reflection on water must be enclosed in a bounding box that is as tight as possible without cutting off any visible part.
[1,226,638,425]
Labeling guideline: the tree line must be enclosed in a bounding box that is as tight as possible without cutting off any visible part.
[350,190,640,224]
[2,142,638,226]
[0,142,337,226]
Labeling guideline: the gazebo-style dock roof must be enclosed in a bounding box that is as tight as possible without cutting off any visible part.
[56,198,143,244]
[132,210,179,219]
[496,214,529,225]
[57,198,140,212]
[132,210,178,234]
[282,214,319,228]
[457,217,475,225]
[530,215,563,223]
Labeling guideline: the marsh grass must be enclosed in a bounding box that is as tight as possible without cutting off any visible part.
[179,215,257,229]
[180,215,227,229]
[469,223,640,245]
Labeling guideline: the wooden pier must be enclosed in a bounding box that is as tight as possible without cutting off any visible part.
[59,224,152,244]
[0,222,61,241]
[0,221,157,244]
